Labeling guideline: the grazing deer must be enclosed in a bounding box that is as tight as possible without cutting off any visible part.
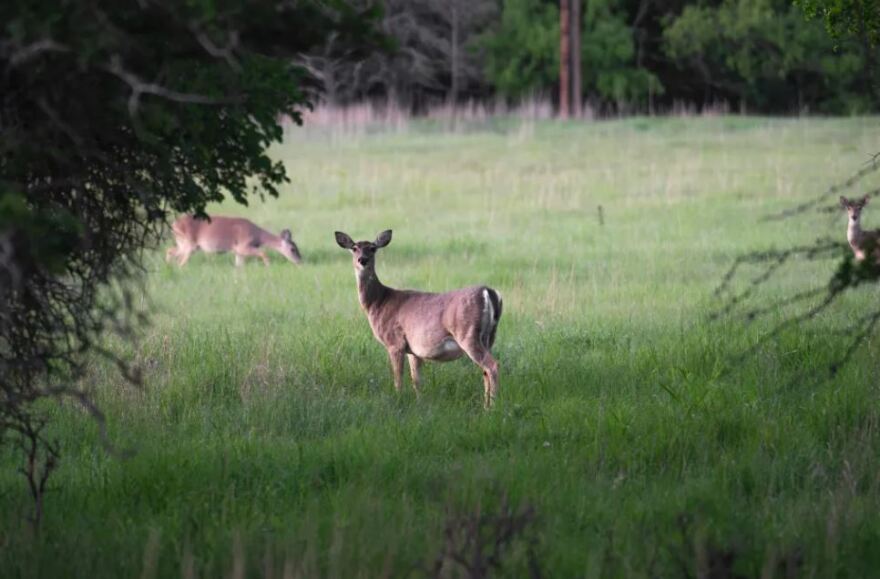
[840,196,880,262]
[335,230,503,408]
[166,215,302,267]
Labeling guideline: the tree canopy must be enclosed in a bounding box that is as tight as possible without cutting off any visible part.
[0,0,380,475]
[296,0,880,113]
[796,0,880,47]
[794,0,880,103]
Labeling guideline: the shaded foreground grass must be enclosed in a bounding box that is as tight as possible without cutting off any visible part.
[2,117,880,577]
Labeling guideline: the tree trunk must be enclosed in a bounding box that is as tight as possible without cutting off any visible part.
[571,0,582,117]
[559,0,570,118]
[450,0,459,105]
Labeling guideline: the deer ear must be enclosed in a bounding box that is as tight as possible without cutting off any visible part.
[375,230,392,248]
[281,229,292,241]
[335,231,355,249]
[840,196,849,207]
[862,195,870,206]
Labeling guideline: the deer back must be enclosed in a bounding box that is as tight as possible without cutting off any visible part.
[172,215,271,251]
[364,286,497,357]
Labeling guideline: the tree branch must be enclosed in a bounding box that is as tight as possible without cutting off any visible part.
[6,39,70,67]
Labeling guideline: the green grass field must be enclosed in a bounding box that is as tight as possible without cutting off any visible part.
[3,116,880,578]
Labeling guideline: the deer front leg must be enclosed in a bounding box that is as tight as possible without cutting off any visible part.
[407,354,422,395]
[235,245,269,266]
[388,348,405,392]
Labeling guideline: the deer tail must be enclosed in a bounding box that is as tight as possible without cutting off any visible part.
[480,288,503,350]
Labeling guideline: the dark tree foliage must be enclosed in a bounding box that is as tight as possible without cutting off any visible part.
[481,0,560,100]
[0,0,380,503]
[482,0,661,106]
[795,0,880,104]
[796,0,880,46]
[286,0,880,112]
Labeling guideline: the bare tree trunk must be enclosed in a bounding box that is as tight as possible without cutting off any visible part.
[450,0,459,104]
[559,0,570,119]
[571,0,582,118]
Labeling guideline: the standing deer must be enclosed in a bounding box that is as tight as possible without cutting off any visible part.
[335,230,503,408]
[166,215,302,267]
[840,196,880,262]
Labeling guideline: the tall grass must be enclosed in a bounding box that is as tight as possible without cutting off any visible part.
[2,116,880,577]
[290,97,746,140]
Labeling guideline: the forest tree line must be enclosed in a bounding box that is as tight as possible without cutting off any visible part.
[301,0,879,114]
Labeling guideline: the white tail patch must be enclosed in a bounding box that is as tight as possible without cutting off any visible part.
[480,288,495,348]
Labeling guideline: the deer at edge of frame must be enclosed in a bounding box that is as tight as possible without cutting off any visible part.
[840,195,880,263]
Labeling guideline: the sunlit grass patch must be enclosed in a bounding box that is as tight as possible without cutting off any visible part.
[2,116,880,577]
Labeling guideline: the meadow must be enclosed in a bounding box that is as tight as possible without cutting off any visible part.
[2,116,880,577]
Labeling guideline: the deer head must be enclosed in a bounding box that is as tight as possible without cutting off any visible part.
[279,229,303,264]
[841,195,870,225]
[335,230,392,273]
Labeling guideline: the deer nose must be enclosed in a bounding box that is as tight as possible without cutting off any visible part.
[358,257,369,266]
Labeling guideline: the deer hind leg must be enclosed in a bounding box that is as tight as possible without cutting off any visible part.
[458,334,499,409]
[407,354,422,395]
[388,348,405,393]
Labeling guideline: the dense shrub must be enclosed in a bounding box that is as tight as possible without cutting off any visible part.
[0,0,378,498]
[664,0,873,113]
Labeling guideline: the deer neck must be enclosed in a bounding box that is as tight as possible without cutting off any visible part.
[848,218,863,248]
[261,231,283,251]
[356,266,389,311]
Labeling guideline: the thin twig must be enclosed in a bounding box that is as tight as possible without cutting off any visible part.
[191,25,241,71]
[762,156,880,222]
